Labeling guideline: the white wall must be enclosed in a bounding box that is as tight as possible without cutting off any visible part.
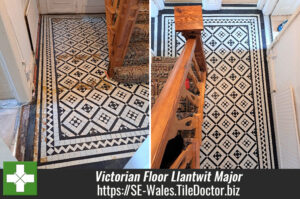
[269,7,300,128]
[272,0,300,15]
[0,62,14,100]
[268,6,300,167]
[0,137,17,169]
[261,0,300,15]
[21,0,30,12]
[262,0,278,15]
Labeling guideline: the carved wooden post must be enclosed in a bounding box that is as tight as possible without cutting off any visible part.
[104,0,116,62]
[174,6,207,72]
[106,0,140,77]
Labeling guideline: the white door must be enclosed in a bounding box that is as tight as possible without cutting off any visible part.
[79,0,105,13]
[46,0,78,13]
[272,0,300,15]
[4,0,33,68]
[39,0,105,14]
[26,0,40,53]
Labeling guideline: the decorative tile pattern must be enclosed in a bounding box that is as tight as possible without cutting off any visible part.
[157,11,275,168]
[34,15,149,168]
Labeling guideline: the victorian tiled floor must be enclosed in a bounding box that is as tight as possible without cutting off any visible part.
[153,8,277,168]
[33,15,149,169]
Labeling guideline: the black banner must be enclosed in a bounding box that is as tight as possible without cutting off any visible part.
[0,170,299,198]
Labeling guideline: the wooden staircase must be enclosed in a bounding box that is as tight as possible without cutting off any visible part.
[151,6,207,169]
[105,0,149,83]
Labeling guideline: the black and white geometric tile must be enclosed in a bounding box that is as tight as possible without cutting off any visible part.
[34,15,149,168]
[156,9,276,169]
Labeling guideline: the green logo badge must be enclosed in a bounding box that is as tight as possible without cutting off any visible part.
[3,162,37,196]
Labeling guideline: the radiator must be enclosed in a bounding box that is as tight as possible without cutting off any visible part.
[274,86,300,168]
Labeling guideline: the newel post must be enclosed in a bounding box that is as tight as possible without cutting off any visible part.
[107,0,140,77]
[174,6,207,72]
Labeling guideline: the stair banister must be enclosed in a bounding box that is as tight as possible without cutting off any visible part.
[151,39,197,168]
[151,6,206,169]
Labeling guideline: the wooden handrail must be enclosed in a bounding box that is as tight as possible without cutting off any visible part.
[151,39,197,168]
[151,6,206,169]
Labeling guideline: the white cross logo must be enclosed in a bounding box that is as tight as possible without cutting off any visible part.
[6,164,35,192]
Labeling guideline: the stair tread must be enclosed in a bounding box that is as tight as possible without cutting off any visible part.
[152,56,178,80]
[131,23,149,43]
[123,0,149,67]
[136,13,149,24]
[124,42,148,66]
[113,65,149,83]
[138,0,149,12]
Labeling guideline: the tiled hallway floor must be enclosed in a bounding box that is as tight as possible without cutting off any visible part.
[153,8,276,168]
[33,15,149,168]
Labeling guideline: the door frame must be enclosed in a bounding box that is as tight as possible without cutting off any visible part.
[259,0,279,15]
